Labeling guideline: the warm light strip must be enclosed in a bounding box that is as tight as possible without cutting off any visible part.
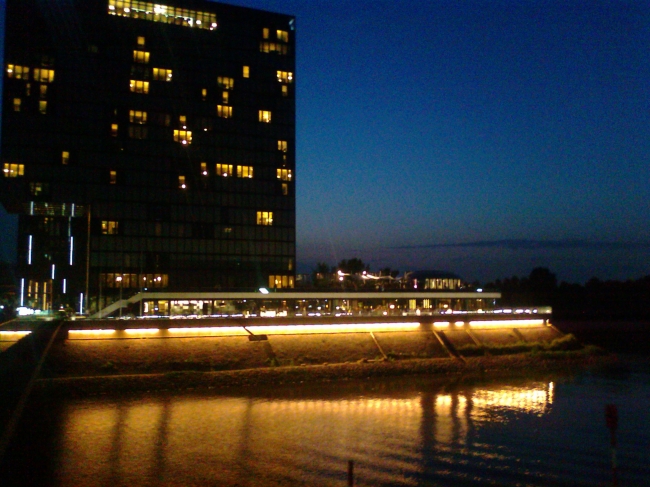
[69,329,116,338]
[433,322,451,328]
[168,327,248,337]
[123,328,160,334]
[0,331,31,340]
[469,319,545,328]
[246,322,421,335]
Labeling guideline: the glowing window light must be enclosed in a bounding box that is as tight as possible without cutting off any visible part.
[469,319,544,328]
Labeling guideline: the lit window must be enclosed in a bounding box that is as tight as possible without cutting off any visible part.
[173,130,192,145]
[269,275,294,289]
[133,50,150,63]
[153,67,173,81]
[277,30,289,42]
[218,76,234,89]
[243,66,250,78]
[260,42,288,55]
[6,64,29,79]
[277,168,292,181]
[277,71,294,83]
[237,165,254,178]
[39,100,47,114]
[129,110,148,124]
[217,105,232,118]
[201,88,207,101]
[13,98,21,112]
[278,140,288,152]
[108,1,217,32]
[128,125,148,139]
[3,163,24,177]
[33,68,55,83]
[257,211,273,226]
[101,221,119,235]
[111,123,119,136]
[62,152,70,165]
[263,27,270,39]
[282,85,288,97]
[259,110,272,123]
[179,115,187,127]
[30,182,48,196]
[25,83,31,96]
[137,36,146,46]
[130,80,149,94]
[200,162,208,176]
[40,85,47,98]
[282,183,288,196]
[110,170,117,184]
[222,91,229,104]
[216,163,233,177]
[179,175,186,189]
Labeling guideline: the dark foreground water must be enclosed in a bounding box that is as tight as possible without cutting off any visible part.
[4,359,650,486]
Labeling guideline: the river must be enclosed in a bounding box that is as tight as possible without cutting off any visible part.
[3,358,649,486]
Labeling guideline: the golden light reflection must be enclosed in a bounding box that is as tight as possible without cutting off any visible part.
[470,383,554,417]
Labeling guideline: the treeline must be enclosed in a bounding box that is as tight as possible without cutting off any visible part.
[485,267,650,320]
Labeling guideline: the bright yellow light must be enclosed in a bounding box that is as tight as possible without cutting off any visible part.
[469,319,545,328]
[0,331,31,340]
[168,327,248,337]
[123,328,160,335]
[433,321,450,328]
[246,322,421,335]
[69,329,116,339]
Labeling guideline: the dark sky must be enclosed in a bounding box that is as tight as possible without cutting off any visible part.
[1,0,649,284]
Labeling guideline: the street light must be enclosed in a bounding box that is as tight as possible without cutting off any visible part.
[116,276,123,318]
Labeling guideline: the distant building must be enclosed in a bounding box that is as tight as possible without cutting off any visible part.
[404,271,464,290]
[0,0,296,313]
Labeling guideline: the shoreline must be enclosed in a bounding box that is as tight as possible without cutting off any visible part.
[34,350,619,398]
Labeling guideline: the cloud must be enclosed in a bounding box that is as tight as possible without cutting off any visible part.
[391,239,650,251]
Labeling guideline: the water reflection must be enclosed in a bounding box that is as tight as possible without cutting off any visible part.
[50,382,559,486]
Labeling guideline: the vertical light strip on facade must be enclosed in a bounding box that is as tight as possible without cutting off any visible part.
[20,278,25,306]
[63,278,67,294]
[69,236,74,265]
[79,293,84,314]
[51,264,56,279]
[27,235,32,264]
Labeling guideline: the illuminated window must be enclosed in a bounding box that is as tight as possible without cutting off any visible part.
[277,71,293,83]
[222,91,229,104]
[101,221,119,235]
[173,130,192,145]
[13,98,21,112]
[237,165,254,178]
[129,110,148,124]
[33,68,55,83]
[178,175,186,189]
[202,88,207,100]
[277,168,292,181]
[263,27,270,39]
[40,85,48,98]
[130,80,149,94]
[62,152,69,165]
[133,50,150,63]
[179,115,187,127]
[128,125,148,139]
[25,83,31,96]
[39,100,47,114]
[137,36,145,46]
[218,76,234,89]
[282,183,288,196]
[277,30,289,42]
[278,140,288,152]
[216,163,233,177]
[282,85,288,97]
[110,170,117,184]
[269,275,294,289]
[108,1,218,31]
[257,211,273,226]
[243,66,250,78]
[153,67,173,81]
[30,182,48,196]
[6,64,29,79]
[217,105,232,118]
[200,162,208,176]
[259,110,272,123]
[3,163,24,177]
[260,42,288,55]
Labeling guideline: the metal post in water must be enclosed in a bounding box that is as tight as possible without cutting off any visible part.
[605,404,618,486]
[347,460,354,486]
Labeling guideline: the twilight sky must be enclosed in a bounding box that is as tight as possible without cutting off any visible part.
[1,0,649,283]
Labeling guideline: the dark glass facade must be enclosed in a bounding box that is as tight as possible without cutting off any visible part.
[0,0,296,312]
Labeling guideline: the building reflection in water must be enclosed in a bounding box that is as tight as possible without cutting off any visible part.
[56,382,554,485]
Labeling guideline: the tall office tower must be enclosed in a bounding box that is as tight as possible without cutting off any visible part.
[1,0,296,313]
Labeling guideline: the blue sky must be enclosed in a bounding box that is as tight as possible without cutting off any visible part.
[1,0,649,283]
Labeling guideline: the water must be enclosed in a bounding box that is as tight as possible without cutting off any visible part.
[5,359,650,486]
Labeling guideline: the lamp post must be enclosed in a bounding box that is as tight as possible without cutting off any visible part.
[116,276,123,318]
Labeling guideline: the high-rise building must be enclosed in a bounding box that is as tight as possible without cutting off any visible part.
[1,0,296,313]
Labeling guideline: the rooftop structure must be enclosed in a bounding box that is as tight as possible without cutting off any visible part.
[1,0,296,314]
